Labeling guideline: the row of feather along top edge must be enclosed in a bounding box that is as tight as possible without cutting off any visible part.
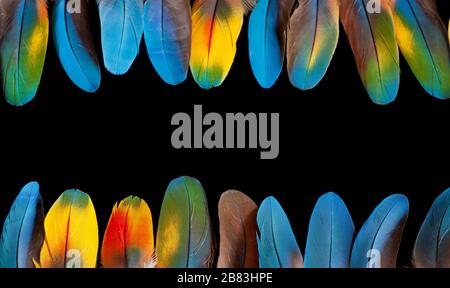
[0,0,449,106]
[0,177,449,268]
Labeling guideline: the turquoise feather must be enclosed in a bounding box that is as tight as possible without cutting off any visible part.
[257,196,303,268]
[97,0,144,75]
[248,0,294,88]
[144,0,191,85]
[350,194,409,268]
[52,0,100,92]
[413,188,450,268]
[304,192,354,268]
[0,182,44,268]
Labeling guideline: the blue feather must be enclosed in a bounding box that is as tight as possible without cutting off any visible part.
[413,188,450,268]
[98,0,144,75]
[304,192,354,268]
[144,0,191,85]
[0,182,44,268]
[350,194,409,268]
[256,196,303,268]
[52,0,101,92]
[248,0,294,88]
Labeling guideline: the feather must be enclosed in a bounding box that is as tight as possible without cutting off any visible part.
[287,0,339,90]
[0,182,44,268]
[217,190,258,268]
[101,196,154,268]
[391,0,450,99]
[340,0,400,105]
[350,194,409,268]
[413,188,450,268]
[304,192,354,268]
[52,0,100,92]
[248,0,294,88]
[256,196,303,268]
[144,0,191,85]
[190,0,256,89]
[0,0,48,106]
[155,176,214,268]
[97,0,144,75]
[35,189,99,268]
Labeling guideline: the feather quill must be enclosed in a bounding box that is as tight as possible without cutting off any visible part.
[101,196,154,268]
[52,0,100,92]
[391,0,450,99]
[0,182,44,268]
[257,196,303,268]
[287,0,339,90]
[156,176,214,268]
[190,0,256,89]
[97,0,144,75]
[0,0,48,106]
[35,189,99,268]
[248,0,295,88]
[144,0,191,85]
[304,192,354,268]
[350,194,409,268]
[413,188,450,268]
[340,0,400,105]
[217,190,258,268]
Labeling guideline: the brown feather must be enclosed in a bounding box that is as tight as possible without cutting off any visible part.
[217,190,259,268]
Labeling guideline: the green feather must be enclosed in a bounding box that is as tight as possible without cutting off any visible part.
[156,176,214,268]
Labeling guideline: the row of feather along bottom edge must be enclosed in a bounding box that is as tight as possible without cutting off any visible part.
[0,176,449,268]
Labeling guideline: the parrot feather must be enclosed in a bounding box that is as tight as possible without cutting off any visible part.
[190,0,256,89]
[304,192,354,268]
[350,194,409,268]
[0,182,44,268]
[155,176,215,268]
[391,0,450,99]
[97,0,144,75]
[52,0,100,92]
[0,0,48,106]
[248,0,295,88]
[413,188,450,268]
[101,196,155,268]
[36,189,99,268]
[144,0,191,85]
[256,196,303,268]
[340,0,400,105]
[217,190,258,268]
[287,0,339,90]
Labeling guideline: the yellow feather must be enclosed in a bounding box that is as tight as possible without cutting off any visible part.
[190,0,250,89]
[37,190,98,268]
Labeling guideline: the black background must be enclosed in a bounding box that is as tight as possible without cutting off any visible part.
[0,0,449,268]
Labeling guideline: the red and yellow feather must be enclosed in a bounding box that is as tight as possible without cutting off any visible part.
[101,196,154,268]
[190,0,255,89]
